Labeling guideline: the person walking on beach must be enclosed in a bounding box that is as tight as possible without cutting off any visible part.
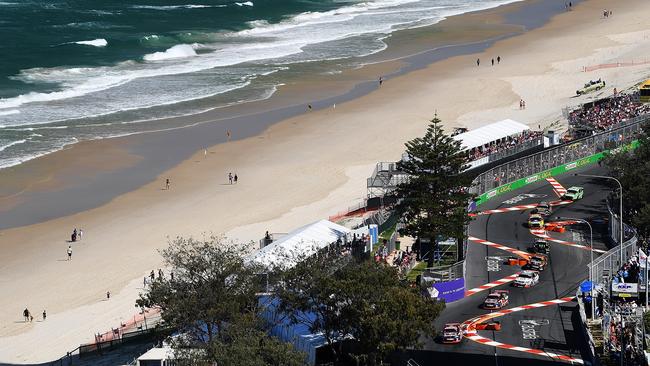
[497,56,501,64]
[228,172,233,184]
[67,245,72,260]
[71,228,77,242]
[519,99,523,110]
[234,174,238,184]
[491,58,494,66]
[204,148,207,158]
[42,310,46,321]
[106,291,111,300]
[307,104,312,111]
[23,308,30,322]
[78,229,83,241]
[150,270,155,281]
[379,76,383,86]
[476,58,480,66]
[165,178,170,190]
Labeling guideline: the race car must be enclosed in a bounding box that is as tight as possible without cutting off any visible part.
[441,323,463,344]
[562,186,584,200]
[482,290,509,309]
[528,214,545,229]
[532,239,550,254]
[576,79,605,95]
[528,254,548,271]
[532,201,552,217]
[513,270,540,288]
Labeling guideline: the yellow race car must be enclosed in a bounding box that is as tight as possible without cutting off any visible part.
[528,214,544,229]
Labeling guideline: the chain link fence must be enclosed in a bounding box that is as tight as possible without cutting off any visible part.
[470,115,648,195]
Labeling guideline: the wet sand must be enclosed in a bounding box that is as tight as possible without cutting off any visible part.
[0,0,569,230]
[3,0,650,362]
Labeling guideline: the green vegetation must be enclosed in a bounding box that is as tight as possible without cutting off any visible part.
[406,261,427,282]
[274,254,444,365]
[136,237,306,366]
[138,236,444,365]
[391,117,475,266]
[606,123,650,238]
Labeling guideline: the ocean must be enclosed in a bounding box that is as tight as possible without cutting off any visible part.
[0,0,520,169]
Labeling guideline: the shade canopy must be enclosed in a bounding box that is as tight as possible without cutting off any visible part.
[249,219,350,270]
[453,119,530,151]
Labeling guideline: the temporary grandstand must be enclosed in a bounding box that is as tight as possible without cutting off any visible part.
[453,119,540,169]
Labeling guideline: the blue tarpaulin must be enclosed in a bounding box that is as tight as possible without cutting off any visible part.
[259,296,329,366]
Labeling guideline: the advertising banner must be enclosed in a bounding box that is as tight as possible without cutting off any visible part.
[612,282,638,297]
[431,278,465,303]
[474,140,641,207]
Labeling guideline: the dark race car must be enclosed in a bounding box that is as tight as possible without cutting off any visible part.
[532,201,552,217]
[482,290,509,309]
[528,254,548,271]
[532,239,550,255]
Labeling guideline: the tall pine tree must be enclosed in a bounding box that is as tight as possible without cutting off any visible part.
[393,117,474,266]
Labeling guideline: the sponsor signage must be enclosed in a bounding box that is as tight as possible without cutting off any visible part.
[526,175,539,184]
[474,140,639,207]
[612,282,638,295]
[431,278,465,303]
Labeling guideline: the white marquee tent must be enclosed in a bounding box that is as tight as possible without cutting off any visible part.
[249,219,351,270]
[453,119,530,151]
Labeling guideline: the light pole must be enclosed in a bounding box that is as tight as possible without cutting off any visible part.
[575,173,624,265]
[557,216,595,318]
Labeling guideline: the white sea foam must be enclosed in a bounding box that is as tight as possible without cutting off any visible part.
[143,44,198,61]
[235,1,253,6]
[0,139,27,153]
[75,38,108,47]
[2,0,525,129]
[132,4,226,10]
[0,109,20,116]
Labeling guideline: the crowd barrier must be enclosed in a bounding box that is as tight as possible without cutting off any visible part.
[470,114,648,206]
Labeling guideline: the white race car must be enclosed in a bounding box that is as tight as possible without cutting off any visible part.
[513,270,540,288]
[441,323,463,344]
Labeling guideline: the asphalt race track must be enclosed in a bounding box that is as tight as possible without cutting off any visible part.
[404,164,618,366]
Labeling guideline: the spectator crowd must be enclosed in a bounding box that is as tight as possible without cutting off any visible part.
[569,92,650,134]
[467,130,544,162]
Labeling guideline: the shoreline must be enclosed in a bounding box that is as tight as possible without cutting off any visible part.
[3,0,650,362]
[0,0,571,230]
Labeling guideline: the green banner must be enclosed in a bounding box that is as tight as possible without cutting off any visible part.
[475,140,640,206]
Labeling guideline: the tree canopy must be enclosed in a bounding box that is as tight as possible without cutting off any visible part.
[274,252,444,365]
[391,117,475,265]
[606,122,650,238]
[137,237,305,366]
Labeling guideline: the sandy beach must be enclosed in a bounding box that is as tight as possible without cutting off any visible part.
[2,0,650,362]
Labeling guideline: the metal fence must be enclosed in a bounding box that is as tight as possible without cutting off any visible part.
[590,205,638,296]
[422,260,465,282]
[470,115,648,195]
[485,136,545,163]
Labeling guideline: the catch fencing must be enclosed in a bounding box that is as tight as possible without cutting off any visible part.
[470,114,648,202]
[589,205,638,296]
